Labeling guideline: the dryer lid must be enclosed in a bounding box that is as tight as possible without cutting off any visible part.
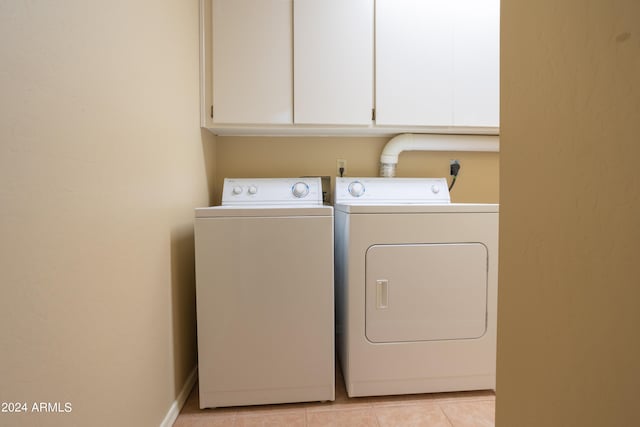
[334,203,498,214]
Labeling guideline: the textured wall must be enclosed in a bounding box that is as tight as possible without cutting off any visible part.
[498,1,640,426]
[0,1,214,426]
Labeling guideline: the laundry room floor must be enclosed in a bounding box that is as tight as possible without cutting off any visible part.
[173,365,495,427]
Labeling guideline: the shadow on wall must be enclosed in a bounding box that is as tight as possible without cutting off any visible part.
[170,224,198,398]
[200,129,217,206]
[165,130,216,399]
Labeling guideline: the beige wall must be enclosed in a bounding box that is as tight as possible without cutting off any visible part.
[498,1,640,426]
[0,2,215,426]
[215,136,499,204]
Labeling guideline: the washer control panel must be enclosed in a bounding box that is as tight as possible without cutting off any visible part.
[335,177,451,205]
[222,178,323,206]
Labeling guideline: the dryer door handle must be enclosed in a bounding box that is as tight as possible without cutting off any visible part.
[376,279,389,309]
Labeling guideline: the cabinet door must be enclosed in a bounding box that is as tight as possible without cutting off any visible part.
[294,0,373,125]
[212,0,292,124]
[453,0,500,127]
[376,0,455,126]
[375,0,499,128]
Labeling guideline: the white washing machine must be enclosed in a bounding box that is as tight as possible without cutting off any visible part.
[195,178,334,408]
[334,177,498,397]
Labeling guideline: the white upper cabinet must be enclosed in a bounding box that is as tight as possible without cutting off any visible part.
[376,0,454,126]
[452,0,500,127]
[212,0,292,124]
[293,0,374,125]
[375,0,499,128]
[203,0,499,134]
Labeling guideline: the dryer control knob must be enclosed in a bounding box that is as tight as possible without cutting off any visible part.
[248,185,258,195]
[431,184,440,194]
[232,186,243,195]
[292,182,310,198]
[348,181,365,197]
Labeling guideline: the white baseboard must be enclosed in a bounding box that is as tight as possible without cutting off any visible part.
[160,366,198,427]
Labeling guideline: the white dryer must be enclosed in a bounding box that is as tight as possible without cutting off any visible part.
[334,177,498,397]
[195,178,334,408]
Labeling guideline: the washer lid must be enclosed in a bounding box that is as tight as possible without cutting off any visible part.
[196,205,333,218]
[335,177,450,205]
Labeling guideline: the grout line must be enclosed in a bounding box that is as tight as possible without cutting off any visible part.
[373,405,382,427]
[439,403,456,427]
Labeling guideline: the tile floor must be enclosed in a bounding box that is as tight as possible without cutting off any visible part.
[174,368,495,427]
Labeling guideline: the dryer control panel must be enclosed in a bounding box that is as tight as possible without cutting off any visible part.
[222,178,323,206]
[335,177,451,205]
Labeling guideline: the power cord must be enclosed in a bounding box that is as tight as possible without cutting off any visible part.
[449,160,461,191]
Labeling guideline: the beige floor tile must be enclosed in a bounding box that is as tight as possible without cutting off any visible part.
[175,380,496,426]
[440,401,495,427]
[306,407,379,427]
[172,414,236,427]
[374,404,453,427]
[234,411,306,427]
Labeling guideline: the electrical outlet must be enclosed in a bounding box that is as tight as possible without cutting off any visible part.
[337,159,347,177]
[450,159,461,176]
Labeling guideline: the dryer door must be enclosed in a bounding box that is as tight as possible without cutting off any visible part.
[365,243,488,343]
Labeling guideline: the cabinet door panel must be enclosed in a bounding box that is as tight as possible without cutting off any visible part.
[294,0,373,125]
[376,0,454,126]
[212,0,292,124]
[453,0,500,126]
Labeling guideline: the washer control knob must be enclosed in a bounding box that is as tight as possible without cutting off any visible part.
[232,186,243,195]
[247,185,258,195]
[431,184,441,194]
[348,181,365,197]
[292,182,310,198]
